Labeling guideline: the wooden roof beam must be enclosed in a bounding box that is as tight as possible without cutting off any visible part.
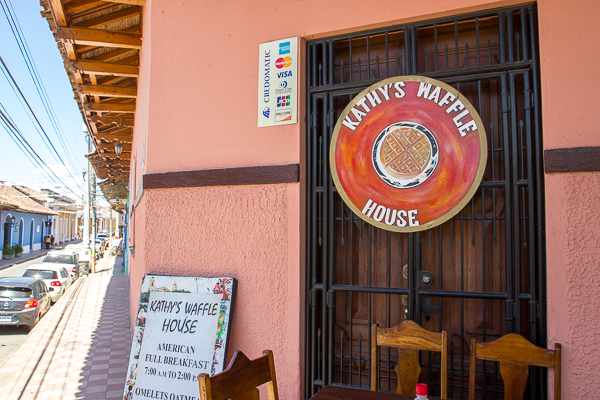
[98,97,135,104]
[90,116,135,126]
[64,0,105,15]
[98,125,132,135]
[99,0,146,6]
[98,127,132,136]
[48,0,84,87]
[89,155,131,165]
[90,48,137,62]
[57,27,141,49]
[92,162,131,171]
[84,102,136,113]
[98,127,131,137]
[95,133,133,143]
[65,0,105,14]
[101,153,132,161]
[96,76,131,86]
[79,84,137,98]
[97,142,133,152]
[77,6,140,29]
[75,44,97,53]
[49,0,67,26]
[70,60,139,77]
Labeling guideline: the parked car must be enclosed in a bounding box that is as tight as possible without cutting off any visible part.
[96,236,109,249]
[23,265,72,303]
[93,239,105,255]
[83,239,104,255]
[64,245,92,275]
[42,250,81,280]
[0,277,52,330]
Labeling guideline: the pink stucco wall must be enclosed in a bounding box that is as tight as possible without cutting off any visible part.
[545,174,600,398]
[129,0,600,399]
[141,185,302,396]
[540,2,600,398]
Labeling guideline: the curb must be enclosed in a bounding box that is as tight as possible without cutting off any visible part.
[0,240,83,271]
[0,252,49,271]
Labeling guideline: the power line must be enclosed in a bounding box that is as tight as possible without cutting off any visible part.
[0,55,85,193]
[0,109,76,196]
[0,102,59,188]
[0,113,62,190]
[3,0,84,171]
[0,103,82,198]
[0,118,57,187]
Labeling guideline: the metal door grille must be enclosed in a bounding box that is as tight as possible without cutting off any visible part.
[305,4,546,399]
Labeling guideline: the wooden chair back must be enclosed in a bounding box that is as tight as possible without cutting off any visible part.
[198,350,279,400]
[469,334,561,400]
[371,320,448,399]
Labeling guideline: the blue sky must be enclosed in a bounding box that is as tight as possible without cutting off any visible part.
[0,0,88,202]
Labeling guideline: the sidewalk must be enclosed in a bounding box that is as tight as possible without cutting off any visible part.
[0,240,82,271]
[0,253,131,400]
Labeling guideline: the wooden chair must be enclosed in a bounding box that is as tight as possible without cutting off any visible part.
[371,320,448,399]
[198,350,279,400]
[469,334,561,400]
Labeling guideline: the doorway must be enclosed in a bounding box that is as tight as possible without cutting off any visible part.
[2,215,9,249]
[30,219,34,251]
[18,219,24,246]
[305,5,545,399]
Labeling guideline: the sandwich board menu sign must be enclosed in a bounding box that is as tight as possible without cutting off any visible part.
[123,275,236,400]
[258,37,298,127]
[330,75,487,232]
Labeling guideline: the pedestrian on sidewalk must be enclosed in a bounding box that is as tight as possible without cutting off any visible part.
[45,235,51,249]
[50,235,55,249]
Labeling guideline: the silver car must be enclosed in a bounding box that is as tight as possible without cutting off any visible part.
[23,266,72,303]
[0,277,52,331]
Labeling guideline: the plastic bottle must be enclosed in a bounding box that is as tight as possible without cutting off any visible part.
[415,383,428,399]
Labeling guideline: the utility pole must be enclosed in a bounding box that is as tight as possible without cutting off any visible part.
[84,134,91,262]
[91,167,97,273]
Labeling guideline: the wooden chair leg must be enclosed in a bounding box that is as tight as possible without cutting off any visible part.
[469,336,476,400]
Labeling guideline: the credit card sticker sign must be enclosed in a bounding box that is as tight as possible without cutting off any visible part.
[258,37,298,127]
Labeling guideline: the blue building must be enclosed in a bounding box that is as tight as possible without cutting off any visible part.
[0,184,57,258]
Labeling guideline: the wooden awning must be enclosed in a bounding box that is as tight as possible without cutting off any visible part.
[40,0,144,211]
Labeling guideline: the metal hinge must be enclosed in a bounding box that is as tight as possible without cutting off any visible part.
[326,290,335,309]
[309,288,318,307]
[505,299,515,321]
[501,92,511,113]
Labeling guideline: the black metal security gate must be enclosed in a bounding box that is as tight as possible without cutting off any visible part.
[305,4,546,399]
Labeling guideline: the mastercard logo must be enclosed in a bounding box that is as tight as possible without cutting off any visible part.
[276,57,292,69]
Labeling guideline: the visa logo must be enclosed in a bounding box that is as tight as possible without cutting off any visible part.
[277,71,293,78]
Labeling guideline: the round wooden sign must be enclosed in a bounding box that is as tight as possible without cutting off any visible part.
[330,76,487,232]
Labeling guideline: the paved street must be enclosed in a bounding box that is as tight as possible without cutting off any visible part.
[0,240,82,272]
[0,255,47,367]
[0,255,46,278]
[0,253,131,400]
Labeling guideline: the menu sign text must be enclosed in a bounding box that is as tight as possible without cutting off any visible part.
[130,292,221,400]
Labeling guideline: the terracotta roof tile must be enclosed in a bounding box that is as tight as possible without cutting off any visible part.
[0,185,58,215]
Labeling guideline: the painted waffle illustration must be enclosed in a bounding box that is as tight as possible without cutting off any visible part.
[380,126,432,180]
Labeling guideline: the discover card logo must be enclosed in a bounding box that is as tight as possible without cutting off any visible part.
[275,108,292,122]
